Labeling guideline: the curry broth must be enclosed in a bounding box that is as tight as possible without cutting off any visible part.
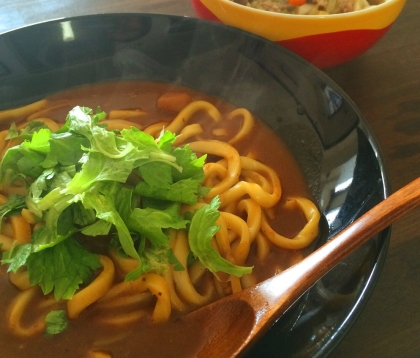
[0,81,316,357]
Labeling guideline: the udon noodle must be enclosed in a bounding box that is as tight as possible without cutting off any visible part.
[232,0,386,15]
[0,82,320,357]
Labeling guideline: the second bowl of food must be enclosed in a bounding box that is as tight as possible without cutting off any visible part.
[191,0,406,68]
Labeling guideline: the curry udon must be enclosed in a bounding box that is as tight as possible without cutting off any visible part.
[0,82,320,357]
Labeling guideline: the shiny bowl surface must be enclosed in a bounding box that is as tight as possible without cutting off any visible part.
[191,0,406,68]
[0,13,390,357]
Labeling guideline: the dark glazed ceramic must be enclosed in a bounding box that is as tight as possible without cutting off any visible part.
[0,14,390,358]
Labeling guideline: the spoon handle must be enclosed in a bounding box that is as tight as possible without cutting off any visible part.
[234,177,420,355]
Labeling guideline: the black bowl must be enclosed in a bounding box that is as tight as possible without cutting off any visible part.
[0,13,390,358]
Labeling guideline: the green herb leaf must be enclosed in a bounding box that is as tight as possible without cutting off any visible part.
[138,161,173,190]
[82,182,139,261]
[171,145,206,182]
[5,122,19,140]
[6,121,48,140]
[48,132,88,166]
[139,244,170,275]
[66,106,133,159]
[167,248,184,271]
[0,194,26,231]
[80,219,112,236]
[23,128,51,153]
[65,152,135,195]
[27,238,101,300]
[1,243,32,272]
[31,198,76,251]
[129,203,189,247]
[135,178,203,205]
[45,310,68,335]
[188,197,252,277]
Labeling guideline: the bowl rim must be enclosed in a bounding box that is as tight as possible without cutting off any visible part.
[206,0,406,19]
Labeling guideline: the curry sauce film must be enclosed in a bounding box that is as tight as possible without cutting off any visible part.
[0,81,319,358]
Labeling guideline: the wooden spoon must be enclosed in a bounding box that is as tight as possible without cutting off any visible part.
[185,177,420,358]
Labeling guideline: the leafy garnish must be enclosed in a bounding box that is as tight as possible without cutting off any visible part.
[167,248,184,271]
[45,310,68,335]
[189,197,253,277]
[82,182,139,262]
[5,121,48,140]
[140,245,182,275]
[27,238,101,300]
[129,203,189,247]
[0,195,26,231]
[0,105,251,302]
[1,243,32,272]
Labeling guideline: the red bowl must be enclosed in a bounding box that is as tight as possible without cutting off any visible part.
[191,0,406,68]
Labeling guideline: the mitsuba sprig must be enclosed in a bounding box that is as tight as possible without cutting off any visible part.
[0,106,251,301]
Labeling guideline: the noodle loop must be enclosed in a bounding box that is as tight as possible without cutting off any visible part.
[261,197,320,249]
[67,255,115,319]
